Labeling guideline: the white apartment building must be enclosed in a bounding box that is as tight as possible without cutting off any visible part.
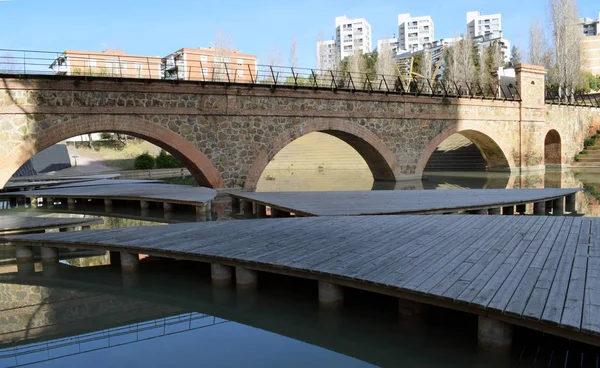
[474,35,511,64]
[467,11,502,39]
[317,39,338,71]
[398,13,434,52]
[335,15,372,59]
[377,37,400,55]
[581,14,600,36]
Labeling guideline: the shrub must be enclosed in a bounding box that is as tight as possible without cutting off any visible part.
[100,132,113,140]
[155,150,183,168]
[574,154,580,161]
[134,152,155,170]
[584,137,596,147]
[582,150,589,155]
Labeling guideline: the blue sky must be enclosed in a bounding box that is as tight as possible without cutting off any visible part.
[0,0,597,68]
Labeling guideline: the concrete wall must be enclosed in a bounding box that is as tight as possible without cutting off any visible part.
[0,65,598,189]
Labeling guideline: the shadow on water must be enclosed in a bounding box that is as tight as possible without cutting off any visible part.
[1,259,599,367]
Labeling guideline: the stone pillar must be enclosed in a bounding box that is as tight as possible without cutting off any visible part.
[236,267,258,291]
[256,204,267,218]
[110,251,121,268]
[120,252,139,273]
[140,200,149,210]
[552,198,564,216]
[231,197,240,215]
[502,206,514,215]
[545,200,553,215]
[318,281,343,309]
[242,200,254,219]
[15,245,33,263]
[398,298,424,321]
[211,263,233,286]
[565,194,576,213]
[478,316,512,352]
[533,202,546,215]
[488,207,501,215]
[516,204,527,214]
[40,246,58,264]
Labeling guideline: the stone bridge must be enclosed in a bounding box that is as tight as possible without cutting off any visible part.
[1,64,599,189]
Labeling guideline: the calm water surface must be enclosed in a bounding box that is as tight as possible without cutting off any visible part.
[2,169,600,367]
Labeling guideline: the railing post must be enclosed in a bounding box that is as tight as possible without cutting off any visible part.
[146,57,152,79]
[330,70,337,90]
[23,51,26,74]
[224,62,230,83]
[248,64,254,84]
[291,67,298,88]
[269,66,276,85]
[311,69,318,88]
[200,60,206,82]
[117,56,123,78]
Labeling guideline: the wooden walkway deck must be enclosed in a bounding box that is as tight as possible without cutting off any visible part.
[0,216,103,235]
[2,214,599,346]
[231,189,581,216]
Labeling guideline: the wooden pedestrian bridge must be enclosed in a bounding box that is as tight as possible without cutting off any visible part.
[1,213,599,350]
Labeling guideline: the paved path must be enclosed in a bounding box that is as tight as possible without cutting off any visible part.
[2,214,599,346]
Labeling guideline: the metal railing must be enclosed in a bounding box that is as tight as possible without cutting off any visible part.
[545,89,600,108]
[0,48,521,100]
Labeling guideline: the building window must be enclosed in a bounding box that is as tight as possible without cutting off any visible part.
[237,70,244,77]
[237,59,243,66]
[121,62,127,70]
[224,57,231,63]
[88,59,96,68]
[106,62,112,69]
[135,63,142,71]
[201,55,208,62]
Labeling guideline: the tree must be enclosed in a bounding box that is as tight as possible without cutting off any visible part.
[548,0,582,98]
[1,53,16,73]
[213,28,233,82]
[479,41,503,88]
[375,42,397,90]
[510,45,522,67]
[347,50,367,88]
[528,18,552,67]
[445,33,477,86]
[289,37,298,68]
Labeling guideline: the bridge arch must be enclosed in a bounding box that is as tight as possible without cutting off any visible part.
[544,129,562,165]
[5,115,225,188]
[417,121,516,174]
[245,119,403,189]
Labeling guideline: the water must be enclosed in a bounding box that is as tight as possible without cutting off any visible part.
[2,168,600,367]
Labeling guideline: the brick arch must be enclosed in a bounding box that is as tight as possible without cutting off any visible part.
[544,129,562,165]
[245,119,403,189]
[416,121,516,175]
[3,115,225,188]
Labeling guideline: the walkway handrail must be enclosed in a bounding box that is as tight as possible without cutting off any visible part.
[545,89,600,108]
[0,48,521,101]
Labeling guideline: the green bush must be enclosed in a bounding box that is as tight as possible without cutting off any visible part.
[134,152,155,170]
[582,150,589,155]
[155,150,183,168]
[574,154,580,161]
[584,137,596,147]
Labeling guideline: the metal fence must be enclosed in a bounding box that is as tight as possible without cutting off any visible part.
[545,89,600,107]
[0,48,522,101]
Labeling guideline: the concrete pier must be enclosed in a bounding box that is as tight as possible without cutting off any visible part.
[104,198,113,208]
[256,204,267,218]
[236,267,258,291]
[211,263,233,286]
[565,193,576,213]
[478,316,512,352]
[488,207,501,215]
[552,198,564,216]
[533,202,545,215]
[502,206,514,215]
[15,245,33,263]
[318,281,343,309]
[120,252,139,273]
[398,298,424,321]
[40,246,58,264]
[140,200,149,210]
[242,200,254,219]
[163,202,173,212]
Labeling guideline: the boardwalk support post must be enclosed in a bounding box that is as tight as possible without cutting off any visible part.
[67,198,76,209]
[211,263,233,286]
[140,200,149,210]
[318,281,343,309]
[533,202,545,215]
[40,246,58,264]
[236,267,258,291]
[565,194,576,213]
[552,197,564,216]
[478,316,512,352]
[120,252,139,273]
[104,199,113,211]
[163,202,173,213]
[15,245,33,263]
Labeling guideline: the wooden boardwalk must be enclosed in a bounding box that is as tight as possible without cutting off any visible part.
[0,216,103,235]
[2,214,599,346]
[231,188,581,216]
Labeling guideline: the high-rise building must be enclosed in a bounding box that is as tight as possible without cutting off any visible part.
[377,37,400,56]
[335,15,372,60]
[467,11,502,39]
[317,39,338,71]
[397,13,434,52]
[581,14,600,36]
